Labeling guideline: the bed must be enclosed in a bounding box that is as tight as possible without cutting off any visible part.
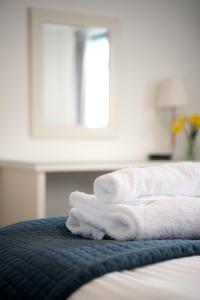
[70,256,200,300]
[0,216,200,300]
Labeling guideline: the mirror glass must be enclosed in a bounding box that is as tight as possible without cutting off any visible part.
[42,23,110,129]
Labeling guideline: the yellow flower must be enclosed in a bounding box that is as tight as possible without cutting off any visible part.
[178,115,186,124]
[172,121,184,134]
[189,114,200,127]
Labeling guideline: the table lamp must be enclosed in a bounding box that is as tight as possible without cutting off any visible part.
[157,77,189,156]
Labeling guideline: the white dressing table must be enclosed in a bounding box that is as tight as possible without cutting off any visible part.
[0,160,167,226]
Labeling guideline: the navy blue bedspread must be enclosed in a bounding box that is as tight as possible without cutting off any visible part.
[0,217,200,300]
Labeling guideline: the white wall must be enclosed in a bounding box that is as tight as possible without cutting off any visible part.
[0,0,200,161]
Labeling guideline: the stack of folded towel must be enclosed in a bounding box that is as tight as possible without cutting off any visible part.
[66,162,200,240]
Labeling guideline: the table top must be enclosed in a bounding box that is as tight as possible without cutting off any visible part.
[0,159,175,172]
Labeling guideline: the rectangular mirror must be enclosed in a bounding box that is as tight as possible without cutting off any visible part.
[29,7,118,137]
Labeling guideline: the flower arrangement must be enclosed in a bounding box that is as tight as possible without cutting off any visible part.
[172,114,200,160]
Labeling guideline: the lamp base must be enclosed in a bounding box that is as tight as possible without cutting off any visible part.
[148,153,172,160]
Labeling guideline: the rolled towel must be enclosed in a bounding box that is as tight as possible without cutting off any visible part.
[66,192,143,240]
[94,162,200,203]
[66,191,200,240]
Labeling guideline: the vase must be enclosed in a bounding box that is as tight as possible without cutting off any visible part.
[186,137,196,160]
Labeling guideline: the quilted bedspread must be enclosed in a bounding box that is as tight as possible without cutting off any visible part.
[0,217,200,300]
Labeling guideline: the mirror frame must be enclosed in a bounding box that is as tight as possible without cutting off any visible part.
[29,7,119,138]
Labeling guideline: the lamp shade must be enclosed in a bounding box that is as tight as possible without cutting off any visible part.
[157,77,189,108]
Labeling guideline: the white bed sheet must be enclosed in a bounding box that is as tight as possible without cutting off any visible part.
[69,256,200,300]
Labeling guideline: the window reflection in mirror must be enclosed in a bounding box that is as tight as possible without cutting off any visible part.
[43,23,109,128]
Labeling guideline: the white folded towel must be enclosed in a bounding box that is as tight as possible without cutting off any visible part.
[66,191,200,240]
[94,162,200,203]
